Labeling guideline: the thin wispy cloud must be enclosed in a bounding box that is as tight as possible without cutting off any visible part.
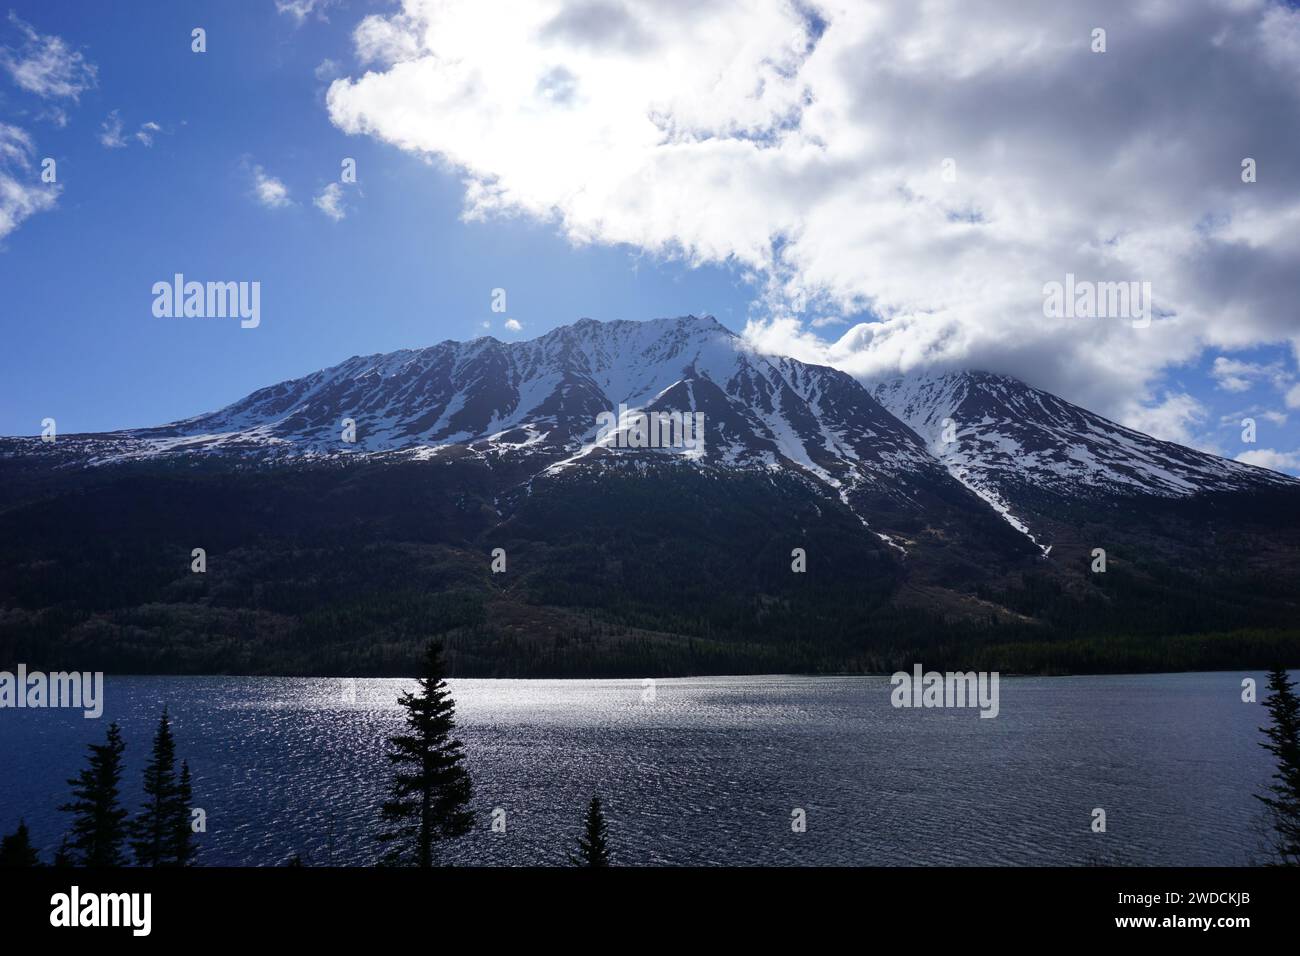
[135,120,162,147]
[276,0,336,26]
[100,112,163,149]
[0,12,97,100]
[325,0,1300,448]
[98,110,127,149]
[0,123,59,242]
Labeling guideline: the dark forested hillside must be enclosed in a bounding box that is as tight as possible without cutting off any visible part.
[2,454,1298,676]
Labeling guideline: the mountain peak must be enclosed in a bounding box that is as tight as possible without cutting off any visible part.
[874,367,1296,547]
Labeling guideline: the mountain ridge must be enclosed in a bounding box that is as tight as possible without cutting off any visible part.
[5,315,1291,509]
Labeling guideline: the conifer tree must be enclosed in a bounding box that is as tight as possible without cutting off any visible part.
[377,642,474,866]
[0,821,40,866]
[571,795,611,867]
[59,722,129,867]
[52,836,73,868]
[1257,667,1300,865]
[131,708,179,866]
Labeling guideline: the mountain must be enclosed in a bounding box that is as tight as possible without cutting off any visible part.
[4,315,1036,561]
[2,316,1298,677]
[873,370,1296,550]
[54,316,934,476]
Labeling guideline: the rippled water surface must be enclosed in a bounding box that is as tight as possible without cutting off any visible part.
[0,673,1278,865]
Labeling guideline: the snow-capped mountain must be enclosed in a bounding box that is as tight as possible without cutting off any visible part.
[5,316,1300,674]
[873,369,1296,546]
[5,317,1295,558]
[98,316,930,477]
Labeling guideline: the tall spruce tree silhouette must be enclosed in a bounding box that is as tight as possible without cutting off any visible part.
[59,722,129,867]
[1258,667,1300,865]
[378,642,474,866]
[131,708,180,866]
[0,821,41,866]
[571,795,611,866]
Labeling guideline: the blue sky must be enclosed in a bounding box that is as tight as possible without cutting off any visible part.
[0,1,754,435]
[1,0,1299,475]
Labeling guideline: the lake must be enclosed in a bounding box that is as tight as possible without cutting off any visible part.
[0,672,1280,866]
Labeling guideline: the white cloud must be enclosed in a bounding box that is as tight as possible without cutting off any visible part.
[38,105,68,128]
[98,110,127,149]
[314,181,346,220]
[135,121,161,147]
[0,13,97,101]
[504,318,523,332]
[251,165,292,209]
[0,123,60,242]
[1113,392,1210,447]
[1287,383,1300,409]
[352,13,423,65]
[1223,407,1288,427]
[325,0,1300,437]
[101,113,163,149]
[1210,355,1290,394]
[1235,447,1300,475]
[276,1,336,26]
[314,58,340,82]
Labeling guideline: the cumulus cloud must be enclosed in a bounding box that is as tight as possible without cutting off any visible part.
[352,13,423,65]
[0,123,60,242]
[324,0,1300,435]
[314,181,346,220]
[504,318,523,332]
[1115,392,1210,446]
[0,13,97,101]
[251,165,292,209]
